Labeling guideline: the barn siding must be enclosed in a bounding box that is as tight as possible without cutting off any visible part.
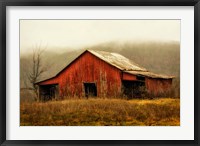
[39,77,58,85]
[122,73,137,81]
[145,78,172,96]
[39,51,122,98]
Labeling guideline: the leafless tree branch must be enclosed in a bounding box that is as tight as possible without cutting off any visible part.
[27,46,48,101]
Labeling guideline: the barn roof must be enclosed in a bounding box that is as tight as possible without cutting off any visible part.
[88,50,147,71]
[124,71,174,79]
[35,50,173,84]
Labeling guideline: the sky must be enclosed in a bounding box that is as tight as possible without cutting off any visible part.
[20,20,180,54]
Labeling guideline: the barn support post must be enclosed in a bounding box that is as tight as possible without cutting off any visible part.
[55,84,59,100]
[37,85,40,101]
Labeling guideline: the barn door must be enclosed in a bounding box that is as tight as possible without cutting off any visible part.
[50,86,56,99]
[84,83,97,98]
[122,81,145,99]
[50,84,59,100]
[39,84,59,101]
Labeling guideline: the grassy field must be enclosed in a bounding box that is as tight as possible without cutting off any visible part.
[20,98,180,126]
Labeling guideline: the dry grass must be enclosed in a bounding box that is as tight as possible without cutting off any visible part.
[20,98,180,126]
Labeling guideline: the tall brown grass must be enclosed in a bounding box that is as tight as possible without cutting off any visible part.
[20,98,180,126]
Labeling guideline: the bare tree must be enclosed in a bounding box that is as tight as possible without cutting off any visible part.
[28,47,48,101]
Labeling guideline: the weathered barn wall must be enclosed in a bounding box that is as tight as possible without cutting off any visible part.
[145,78,172,96]
[39,77,58,85]
[122,72,137,81]
[39,51,122,98]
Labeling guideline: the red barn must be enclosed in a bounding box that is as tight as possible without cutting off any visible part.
[35,50,174,100]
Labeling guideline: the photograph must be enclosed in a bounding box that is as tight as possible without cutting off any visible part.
[20,19,180,126]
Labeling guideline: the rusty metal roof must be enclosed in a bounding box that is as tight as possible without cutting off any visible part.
[88,50,147,71]
[124,71,174,79]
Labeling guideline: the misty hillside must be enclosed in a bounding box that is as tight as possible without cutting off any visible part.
[20,41,180,88]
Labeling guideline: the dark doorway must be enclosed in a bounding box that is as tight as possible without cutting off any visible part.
[122,81,145,99]
[39,84,59,101]
[84,83,97,98]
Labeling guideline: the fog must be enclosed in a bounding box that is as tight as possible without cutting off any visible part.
[20,20,180,55]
